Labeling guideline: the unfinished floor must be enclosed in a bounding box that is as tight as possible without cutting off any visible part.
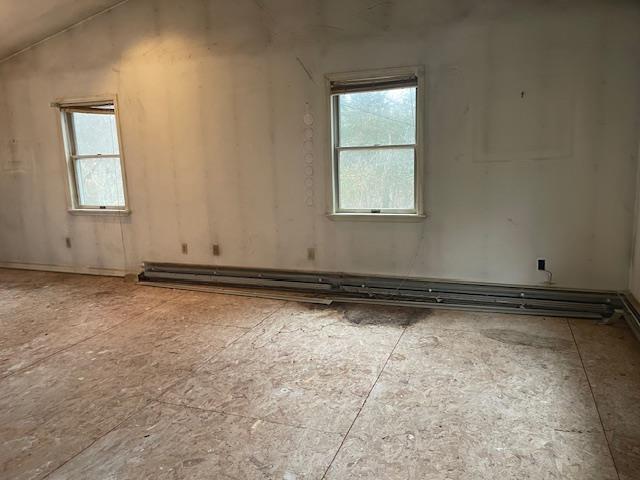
[1,268,639,480]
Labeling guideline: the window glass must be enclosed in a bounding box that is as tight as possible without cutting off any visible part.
[338,148,414,210]
[73,112,119,155]
[75,157,125,207]
[338,87,416,147]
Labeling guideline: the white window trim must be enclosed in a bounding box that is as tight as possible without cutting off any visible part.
[55,95,131,215]
[326,66,426,221]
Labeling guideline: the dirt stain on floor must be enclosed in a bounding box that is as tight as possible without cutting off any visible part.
[481,328,572,351]
[338,303,429,327]
[296,302,430,327]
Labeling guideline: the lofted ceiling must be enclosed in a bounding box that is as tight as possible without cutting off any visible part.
[0,0,595,62]
[0,0,127,61]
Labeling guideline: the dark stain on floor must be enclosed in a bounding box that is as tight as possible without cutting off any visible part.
[481,328,572,351]
[338,303,429,327]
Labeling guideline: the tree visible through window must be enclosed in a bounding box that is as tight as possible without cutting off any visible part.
[61,102,127,210]
[331,73,419,214]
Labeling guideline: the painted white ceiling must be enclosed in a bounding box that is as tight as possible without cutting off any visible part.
[0,0,127,60]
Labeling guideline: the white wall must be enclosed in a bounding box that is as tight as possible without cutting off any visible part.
[628,142,640,298]
[1,0,640,290]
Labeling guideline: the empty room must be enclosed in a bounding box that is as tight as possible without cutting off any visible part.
[2,0,640,478]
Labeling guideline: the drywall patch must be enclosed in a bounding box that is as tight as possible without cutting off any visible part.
[475,77,575,162]
[473,21,575,163]
[1,139,35,174]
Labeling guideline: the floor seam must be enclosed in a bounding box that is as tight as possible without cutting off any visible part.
[567,318,621,480]
[37,296,285,479]
[197,302,289,367]
[65,302,293,476]
[155,398,341,435]
[152,302,289,401]
[0,292,178,382]
[320,326,407,480]
[39,398,157,479]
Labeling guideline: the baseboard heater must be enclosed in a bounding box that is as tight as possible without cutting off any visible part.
[138,262,625,320]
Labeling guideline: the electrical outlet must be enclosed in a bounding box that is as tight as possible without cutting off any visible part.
[65,237,72,248]
[212,244,220,256]
[181,243,188,255]
[537,258,546,271]
[307,247,315,261]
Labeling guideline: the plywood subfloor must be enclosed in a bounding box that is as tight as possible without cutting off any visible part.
[1,268,639,479]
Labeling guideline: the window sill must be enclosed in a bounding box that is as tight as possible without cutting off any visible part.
[68,208,131,216]
[327,213,426,222]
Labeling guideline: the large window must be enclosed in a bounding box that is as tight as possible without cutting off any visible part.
[329,68,423,217]
[59,100,128,213]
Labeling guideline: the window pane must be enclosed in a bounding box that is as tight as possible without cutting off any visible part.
[73,112,119,155]
[338,148,414,210]
[75,157,125,207]
[338,87,416,147]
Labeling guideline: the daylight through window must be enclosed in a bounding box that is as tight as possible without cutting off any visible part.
[330,72,420,215]
[61,101,127,211]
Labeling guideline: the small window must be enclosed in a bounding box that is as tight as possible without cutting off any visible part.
[59,100,128,212]
[329,68,423,217]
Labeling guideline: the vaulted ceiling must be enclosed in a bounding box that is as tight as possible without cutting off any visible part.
[0,0,127,60]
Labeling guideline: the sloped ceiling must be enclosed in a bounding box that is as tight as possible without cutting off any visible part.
[0,0,127,60]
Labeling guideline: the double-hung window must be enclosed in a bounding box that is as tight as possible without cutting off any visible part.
[329,68,423,217]
[59,99,129,213]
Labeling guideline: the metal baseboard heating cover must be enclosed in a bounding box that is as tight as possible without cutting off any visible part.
[139,262,626,320]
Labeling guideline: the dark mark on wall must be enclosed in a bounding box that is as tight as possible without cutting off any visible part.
[296,57,316,84]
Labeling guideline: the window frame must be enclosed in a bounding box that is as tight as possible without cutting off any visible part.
[327,66,425,220]
[56,96,130,215]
